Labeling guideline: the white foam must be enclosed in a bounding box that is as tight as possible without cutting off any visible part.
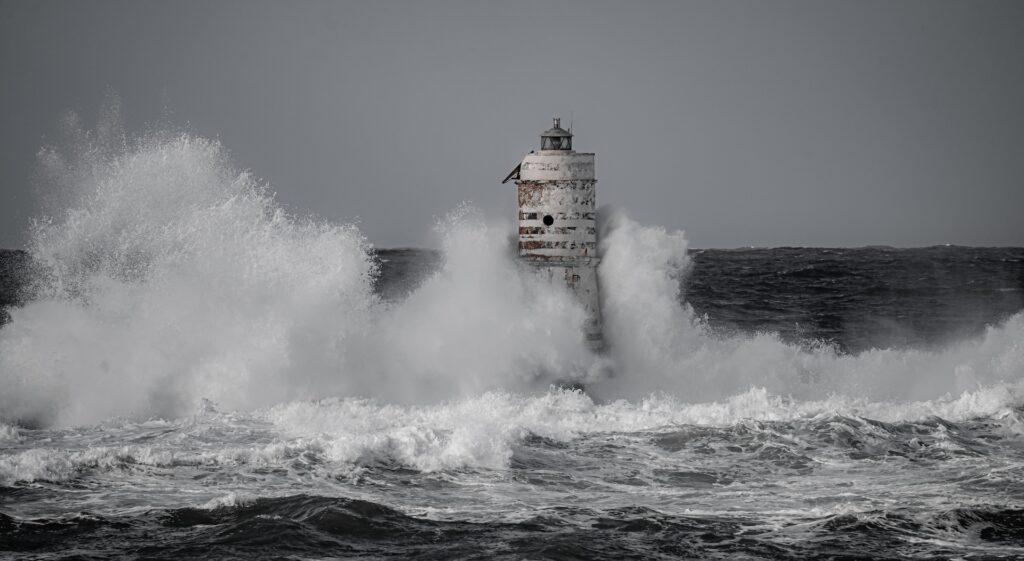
[0,436,331,486]
[2,379,1020,484]
[266,380,1024,472]
[200,492,258,510]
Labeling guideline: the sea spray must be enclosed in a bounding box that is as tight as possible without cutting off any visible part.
[1,117,1023,429]
[595,207,698,398]
[1,122,378,426]
[0,122,595,427]
[592,212,1024,403]
[357,204,595,402]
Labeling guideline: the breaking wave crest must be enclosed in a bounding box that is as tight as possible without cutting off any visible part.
[3,384,1023,485]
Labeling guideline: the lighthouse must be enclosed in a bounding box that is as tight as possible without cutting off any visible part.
[503,118,604,352]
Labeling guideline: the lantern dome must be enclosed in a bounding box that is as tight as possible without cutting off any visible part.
[540,117,572,151]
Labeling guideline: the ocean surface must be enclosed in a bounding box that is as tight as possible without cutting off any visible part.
[1,128,1023,560]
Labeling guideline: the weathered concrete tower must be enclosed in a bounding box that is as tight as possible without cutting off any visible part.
[503,118,604,351]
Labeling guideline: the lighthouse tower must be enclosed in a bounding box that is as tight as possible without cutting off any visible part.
[503,118,604,351]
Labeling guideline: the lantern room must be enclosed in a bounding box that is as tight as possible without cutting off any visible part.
[540,118,572,151]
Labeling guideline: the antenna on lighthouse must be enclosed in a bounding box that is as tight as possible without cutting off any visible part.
[569,111,573,135]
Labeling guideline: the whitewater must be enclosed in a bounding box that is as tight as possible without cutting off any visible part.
[1,119,1023,559]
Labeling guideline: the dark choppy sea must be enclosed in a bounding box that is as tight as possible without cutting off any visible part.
[2,245,1022,560]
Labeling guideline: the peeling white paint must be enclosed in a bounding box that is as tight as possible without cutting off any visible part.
[513,129,603,351]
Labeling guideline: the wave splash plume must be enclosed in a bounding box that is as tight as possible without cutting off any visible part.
[2,120,1021,426]
[0,116,603,427]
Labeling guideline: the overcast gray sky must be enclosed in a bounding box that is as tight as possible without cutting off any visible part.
[1,0,1022,248]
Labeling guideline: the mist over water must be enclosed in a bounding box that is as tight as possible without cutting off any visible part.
[0,117,1022,430]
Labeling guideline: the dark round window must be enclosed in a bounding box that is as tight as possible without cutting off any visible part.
[543,215,554,226]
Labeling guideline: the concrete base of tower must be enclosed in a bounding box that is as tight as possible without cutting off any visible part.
[583,327,606,354]
[522,258,605,354]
